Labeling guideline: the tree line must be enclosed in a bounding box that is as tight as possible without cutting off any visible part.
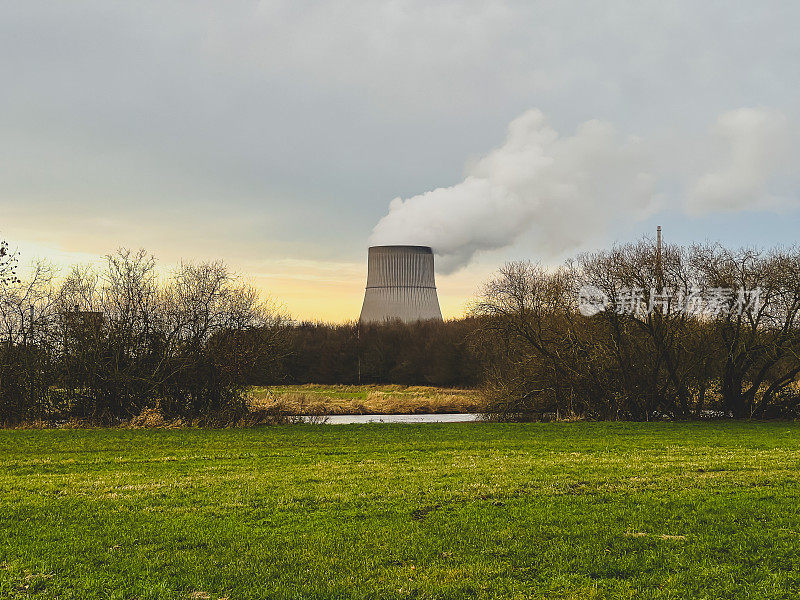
[3,237,800,424]
[279,319,483,387]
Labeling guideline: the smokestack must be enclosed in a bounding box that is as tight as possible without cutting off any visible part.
[359,245,443,324]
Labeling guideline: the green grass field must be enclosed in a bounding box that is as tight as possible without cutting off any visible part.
[2,422,800,599]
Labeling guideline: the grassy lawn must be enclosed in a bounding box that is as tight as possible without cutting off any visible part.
[248,384,480,415]
[1,423,800,599]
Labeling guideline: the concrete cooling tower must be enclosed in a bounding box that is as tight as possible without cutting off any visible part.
[359,245,443,324]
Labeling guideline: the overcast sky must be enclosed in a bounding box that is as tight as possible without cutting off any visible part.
[2,1,799,320]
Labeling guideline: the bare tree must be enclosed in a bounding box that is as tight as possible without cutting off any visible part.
[692,244,800,417]
[0,240,20,287]
[577,240,716,419]
[473,262,620,420]
[0,260,59,423]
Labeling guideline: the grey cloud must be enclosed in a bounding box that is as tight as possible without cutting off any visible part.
[688,108,798,214]
[2,1,800,269]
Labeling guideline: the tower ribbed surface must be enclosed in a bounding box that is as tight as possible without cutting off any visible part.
[359,246,443,324]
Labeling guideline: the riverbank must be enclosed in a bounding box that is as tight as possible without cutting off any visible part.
[249,384,481,415]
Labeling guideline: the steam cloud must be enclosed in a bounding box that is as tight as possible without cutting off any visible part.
[371,107,797,273]
[370,109,657,273]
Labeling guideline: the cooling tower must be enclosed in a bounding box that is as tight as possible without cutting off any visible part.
[359,245,443,324]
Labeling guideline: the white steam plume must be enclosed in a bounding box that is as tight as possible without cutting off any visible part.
[370,109,657,273]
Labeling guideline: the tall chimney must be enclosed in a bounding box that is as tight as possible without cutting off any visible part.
[359,245,443,324]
